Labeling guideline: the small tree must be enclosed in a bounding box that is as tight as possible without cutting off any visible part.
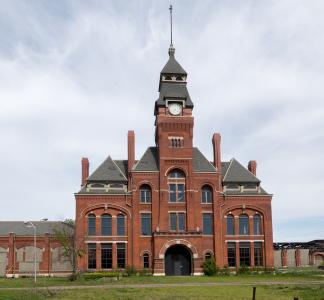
[202,257,218,276]
[52,219,84,279]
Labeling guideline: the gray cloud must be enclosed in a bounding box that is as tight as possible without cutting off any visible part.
[0,1,323,241]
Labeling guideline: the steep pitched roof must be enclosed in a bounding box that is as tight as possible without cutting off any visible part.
[161,53,187,75]
[88,156,127,182]
[114,160,128,178]
[156,82,194,108]
[133,147,159,172]
[221,162,231,178]
[193,148,217,172]
[0,221,73,236]
[223,158,260,183]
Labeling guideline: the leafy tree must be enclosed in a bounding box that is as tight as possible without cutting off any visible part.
[52,219,84,279]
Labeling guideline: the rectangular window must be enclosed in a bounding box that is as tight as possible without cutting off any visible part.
[88,243,96,269]
[239,242,250,267]
[141,213,151,236]
[227,242,236,267]
[143,254,149,269]
[178,213,185,231]
[203,213,213,235]
[170,213,177,231]
[254,242,263,267]
[101,243,112,269]
[178,184,185,202]
[226,216,235,235]
[140,189,151,203]
[117,215,125,236]
[169,184,177,202]
[88,217,96,236]
[117,243,126,269]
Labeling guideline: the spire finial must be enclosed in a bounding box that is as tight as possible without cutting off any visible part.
[168,2,175,56]
[169,3,173,47]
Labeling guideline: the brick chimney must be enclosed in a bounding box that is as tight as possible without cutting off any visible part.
[212,133,221,171]
[81,157,89,186]
[128,130,135,173]
[248,160,257,176]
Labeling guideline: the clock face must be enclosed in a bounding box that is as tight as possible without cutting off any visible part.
[169,103,182,115]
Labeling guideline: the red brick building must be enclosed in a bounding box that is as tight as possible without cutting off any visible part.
[75,45,274,275]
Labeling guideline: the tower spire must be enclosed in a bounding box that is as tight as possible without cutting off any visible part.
[169,3,173,47]
[168,2,175,56]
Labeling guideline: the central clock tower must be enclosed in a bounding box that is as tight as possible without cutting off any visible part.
[154,46,194,161]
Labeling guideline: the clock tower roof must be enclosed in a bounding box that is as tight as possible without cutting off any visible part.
[155,46,193,115]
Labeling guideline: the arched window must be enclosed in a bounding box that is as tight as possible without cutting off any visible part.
[101,214,112,236]
[201,185,213,203]
[168,169,185,202]
[143,253,149,269]
[117,214,125,236]
[205,252,213,261]
[253,214,262,235]
[88,214,96,236]
[140,185,151,203]
[226,214,235,235]
[239,214,249,235]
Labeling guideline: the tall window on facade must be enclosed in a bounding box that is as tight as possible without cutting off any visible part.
[101,214,112,236]
[226,214,235,235]
[101,243,112,269]
[253,214,262,235]
[143,253,150,269]
[88,243,96,269]
[203,213,213,235]
[239,214,249,235]
[239,242,250,267]
[168,169,185,202]
[227,242,236,267]
[254,242,263,267]
[117,214,125,236]
[117,243,126,268]
[169,212,186,231]
[141,213,151,236]
[88,214,96,236]
[201,185,213,204]
[140,185,151,203]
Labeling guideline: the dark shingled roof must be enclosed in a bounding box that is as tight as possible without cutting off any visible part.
[114,160,128,178]
[223,158,260,183]
[133,147,159,172]
[221,162,231,178]
[88,156,127,182]
[156,82,194,108]
[0,221,73,236]
[193,148,217,172]
[161,53,187,75]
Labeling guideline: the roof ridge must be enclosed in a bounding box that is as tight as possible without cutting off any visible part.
[223,158,234,181]
[111,158,128,180]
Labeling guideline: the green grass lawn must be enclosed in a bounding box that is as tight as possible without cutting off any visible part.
[1,271,323,288]
[0,269,323,299]
[0,285,323,300]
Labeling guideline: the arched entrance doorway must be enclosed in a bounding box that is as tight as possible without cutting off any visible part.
[165,245,192,276]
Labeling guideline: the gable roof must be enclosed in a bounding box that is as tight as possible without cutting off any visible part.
[0,221,73,236]
[114,160,128,178]
[133,147,159,172]
[193,148,217,172]
[223,158,260,183]
[88,156,127,182]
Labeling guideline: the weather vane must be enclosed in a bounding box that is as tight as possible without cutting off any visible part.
[169,1,173,47]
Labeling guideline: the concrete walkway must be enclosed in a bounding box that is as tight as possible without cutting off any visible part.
[1,281,323,291]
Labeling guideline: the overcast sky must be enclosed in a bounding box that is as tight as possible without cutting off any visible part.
[0,0,323,242]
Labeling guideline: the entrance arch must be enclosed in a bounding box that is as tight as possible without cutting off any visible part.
[165,245,192,276]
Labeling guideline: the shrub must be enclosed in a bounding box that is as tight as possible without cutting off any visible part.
[124,266,137,276]
[68,272,80,281]
[202,258,218,276]
[237,265,251,275]
[82,272,120,280]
